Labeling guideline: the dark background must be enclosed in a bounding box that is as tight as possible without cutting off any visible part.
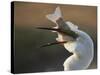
[13,1,97,73]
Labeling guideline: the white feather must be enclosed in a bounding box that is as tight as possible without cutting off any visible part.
[66,21,78,32]
[46,6,62,23]
[63,30,94,70]
[46,6,94,70]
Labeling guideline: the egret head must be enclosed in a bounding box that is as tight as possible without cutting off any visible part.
[37,20,79,47]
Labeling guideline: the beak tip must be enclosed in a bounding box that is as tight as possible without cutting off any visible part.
[36,27,42,29]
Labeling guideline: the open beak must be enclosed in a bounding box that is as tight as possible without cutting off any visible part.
[36,27,78,47]
[36,27,68,47]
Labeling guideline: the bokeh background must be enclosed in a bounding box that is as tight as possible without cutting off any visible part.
[13,1,97,73]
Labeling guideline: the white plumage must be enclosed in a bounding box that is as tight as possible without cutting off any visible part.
[46,6,94,70]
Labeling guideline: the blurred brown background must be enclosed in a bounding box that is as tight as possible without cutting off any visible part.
[13,1,97,73]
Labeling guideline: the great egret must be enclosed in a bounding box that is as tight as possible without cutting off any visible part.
[37,7,94,70]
